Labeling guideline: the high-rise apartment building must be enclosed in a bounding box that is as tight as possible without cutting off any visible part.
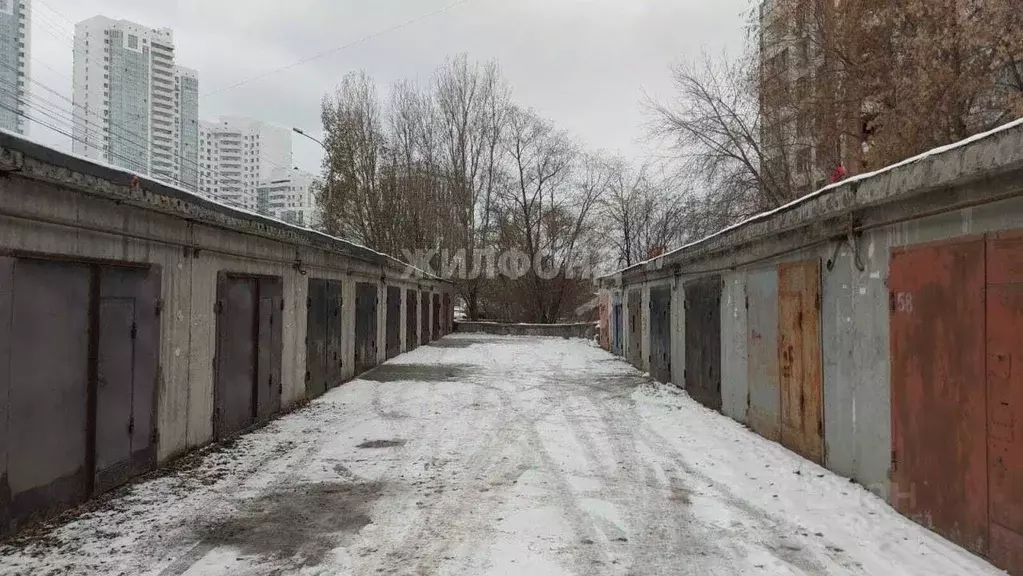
[257,167,321,228]
[0,0,31,135]
[175,66,198,192]
[758,0,832,197]
[72,16,198,190]
[198,116,292,211]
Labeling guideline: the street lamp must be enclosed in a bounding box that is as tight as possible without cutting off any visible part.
[293,127,335,234]
[293,127,326,151]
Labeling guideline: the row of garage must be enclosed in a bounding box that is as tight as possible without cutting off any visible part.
[598,120,1023,574]
[0,132,455,535]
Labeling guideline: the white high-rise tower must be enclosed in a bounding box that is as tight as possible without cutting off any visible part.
[198,116,292,211]
[0,0,32,135]
[72,16,198,190]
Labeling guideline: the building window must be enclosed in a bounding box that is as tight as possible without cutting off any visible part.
[127,34,139,49]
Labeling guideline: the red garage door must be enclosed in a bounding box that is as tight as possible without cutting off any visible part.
[986,231,1023,574]
[889,237,989,556]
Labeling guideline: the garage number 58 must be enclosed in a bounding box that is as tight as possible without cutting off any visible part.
[896,292,914,314]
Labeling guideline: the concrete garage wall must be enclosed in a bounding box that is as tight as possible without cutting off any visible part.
[597,119,1023,569]
[0,132,454,533]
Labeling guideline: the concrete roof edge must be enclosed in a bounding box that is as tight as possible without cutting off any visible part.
[0,129,451,285]
[602,116,1023,283]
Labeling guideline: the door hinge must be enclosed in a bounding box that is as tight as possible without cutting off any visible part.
[127,416,135,435]
[215,300,223,314]
[307,296,312,308]
[155,299,164,317]
[891,448,898,472]
[131,323,138,340]
[151,428,160,445]
[281,299,285,311]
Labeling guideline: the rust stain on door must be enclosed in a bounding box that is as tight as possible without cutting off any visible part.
[889,237,988,556]
[778,260,824,464]
[987,231,1023,573]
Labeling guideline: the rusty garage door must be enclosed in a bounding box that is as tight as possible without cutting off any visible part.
[890,238,988,555]
[778,260,824,464]
[406,289,418,351]
[0,258,161,534]
[987,231,1023,573]
[215,275,283,439]
[432,293,441,341]
[685,276,722,411]
[307,279,343,399]
[627,288,642,368]
[355,282,379,375]
[386,286,401,359]
[747,268,781,442]
[649,286,672,384]
[94,266,161,494]
[420,292,430,346]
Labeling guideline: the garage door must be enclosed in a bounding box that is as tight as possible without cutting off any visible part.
[778,260,824,464]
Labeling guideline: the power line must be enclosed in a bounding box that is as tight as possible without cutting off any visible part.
[34,0,77,27]
[202,0,475,97]
[21,8,301,176]
[0,60,200,175]
[0,98,188,187]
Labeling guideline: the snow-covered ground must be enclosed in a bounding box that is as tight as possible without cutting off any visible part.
[0,335,1003,575]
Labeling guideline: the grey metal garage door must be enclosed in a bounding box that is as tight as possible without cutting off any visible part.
[386,286,401,359]
[649,285,672,384]
[406,289,418,351]
[215,275,283,439]
[355,283,379,375]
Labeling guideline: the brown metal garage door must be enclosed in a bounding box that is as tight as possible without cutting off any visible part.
[890,237,988,556]
[684,276,722,411]
[778,260,824,464]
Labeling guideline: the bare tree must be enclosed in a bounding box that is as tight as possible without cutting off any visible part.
[600,161,702,268]
[433,55,510,319]
[493,107,607,323]
[649,53,794,217]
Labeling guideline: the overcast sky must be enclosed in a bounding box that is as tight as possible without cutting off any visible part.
[27,0,753,174]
